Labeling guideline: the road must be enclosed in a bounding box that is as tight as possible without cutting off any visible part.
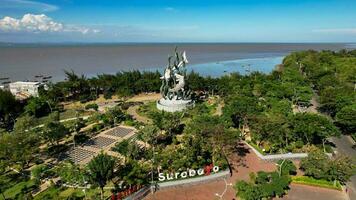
[331,135,356,200]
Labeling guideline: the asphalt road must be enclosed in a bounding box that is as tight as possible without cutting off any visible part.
[331,135,356,200]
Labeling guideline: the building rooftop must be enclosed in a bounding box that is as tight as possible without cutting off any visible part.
[10,81,41,85]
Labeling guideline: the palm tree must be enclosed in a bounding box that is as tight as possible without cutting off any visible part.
[87,152,116,200]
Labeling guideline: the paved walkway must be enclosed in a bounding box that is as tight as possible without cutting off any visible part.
[127,105,151,124]
[35,115,90,128]
[214,101,223,116]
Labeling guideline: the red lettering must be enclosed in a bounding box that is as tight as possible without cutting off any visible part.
[204,164,214,176]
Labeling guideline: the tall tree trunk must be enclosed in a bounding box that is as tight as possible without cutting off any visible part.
[222,148,233,177]
[100,187,104,200]
[322,139,326,153]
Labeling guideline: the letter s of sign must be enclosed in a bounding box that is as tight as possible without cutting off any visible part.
[158,173,166,181]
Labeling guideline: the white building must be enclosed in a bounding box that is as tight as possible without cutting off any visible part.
[9,81,43,99]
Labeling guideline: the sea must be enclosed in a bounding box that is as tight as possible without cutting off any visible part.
[0,43,352,82]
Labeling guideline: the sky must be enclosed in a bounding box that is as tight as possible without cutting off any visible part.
[0,0,355,43]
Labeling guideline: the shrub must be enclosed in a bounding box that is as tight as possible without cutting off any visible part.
[85,103,99,111]
[292,176,342,190]
[235,171,291,200]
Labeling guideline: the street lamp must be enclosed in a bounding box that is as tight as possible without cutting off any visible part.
[215,178,233,199]
[276,159,286,177]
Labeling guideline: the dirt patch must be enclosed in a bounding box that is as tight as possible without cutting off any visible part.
[127,93,161,102]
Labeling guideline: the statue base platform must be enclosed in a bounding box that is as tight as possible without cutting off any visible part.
[157,98,194,112]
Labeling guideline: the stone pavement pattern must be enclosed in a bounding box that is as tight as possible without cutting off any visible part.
[65,126,135,164]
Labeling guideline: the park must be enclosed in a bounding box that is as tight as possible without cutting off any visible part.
[0,48,355,200]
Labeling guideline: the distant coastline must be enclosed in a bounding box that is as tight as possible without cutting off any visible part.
[0,43,349,81]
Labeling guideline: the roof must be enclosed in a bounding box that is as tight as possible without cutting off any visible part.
[9,81,41,86]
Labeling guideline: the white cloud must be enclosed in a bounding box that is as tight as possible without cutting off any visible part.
[313,28,356,34]
[165,7,177,12]
[0,14,99,34]
[0,0,58,12]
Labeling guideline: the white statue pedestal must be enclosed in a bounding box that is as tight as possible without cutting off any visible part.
[157,98,194,112]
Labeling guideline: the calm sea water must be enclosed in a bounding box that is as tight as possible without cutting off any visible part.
[0,43,348,81]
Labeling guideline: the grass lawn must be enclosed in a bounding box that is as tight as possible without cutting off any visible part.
[203,101,217,115]
[137,101,158,117]
[34,186,112,200]
[35,109,93,126]
[247,142,266,155]
[0,179,37,200]
[292,176,342,191]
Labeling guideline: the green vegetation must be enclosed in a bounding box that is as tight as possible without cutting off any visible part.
[87,152,116,200]
[300,148,355,185]
[292,176,342,190]
[85,103,99,111]
[0,172,37,200]
[0,90,22,131]
[247,141,266,155]
[284,50,355,135]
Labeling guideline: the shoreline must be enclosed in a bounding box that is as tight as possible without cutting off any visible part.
[1,55,285,83]
[0,43,349,82]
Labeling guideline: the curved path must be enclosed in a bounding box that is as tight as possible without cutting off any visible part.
[127,105,151,124]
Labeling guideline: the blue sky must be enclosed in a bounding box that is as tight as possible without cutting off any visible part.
[0,0,355,43]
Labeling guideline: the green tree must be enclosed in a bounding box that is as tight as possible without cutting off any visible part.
[184,114,240,175]
[138,125,159,146]
[326,155,356,185]
[335,104,356,133]
[13,115,36,132]
[119,160,150,187]
[57,161,86,186]
[31,164,50,183]
[112,139,144,163]
[42,112,69,145]
[277,159,297,176]
[87,152,116,200]
[102,106,126,126]
[300,148,329,179]
[292,113,340,150]
[0,90,20,130]
[235,171,291,200]
[150,111,182,136]
[0,130,40,171]
[24,97,52,117]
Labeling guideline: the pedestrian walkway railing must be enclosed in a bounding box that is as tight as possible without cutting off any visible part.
[245,142,332,161]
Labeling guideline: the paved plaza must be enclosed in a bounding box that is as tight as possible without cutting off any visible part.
[105,126,134,137]
[65,126,135,164]
[145,142,346,200]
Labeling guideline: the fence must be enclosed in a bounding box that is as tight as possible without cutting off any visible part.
[245,142,332,161]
